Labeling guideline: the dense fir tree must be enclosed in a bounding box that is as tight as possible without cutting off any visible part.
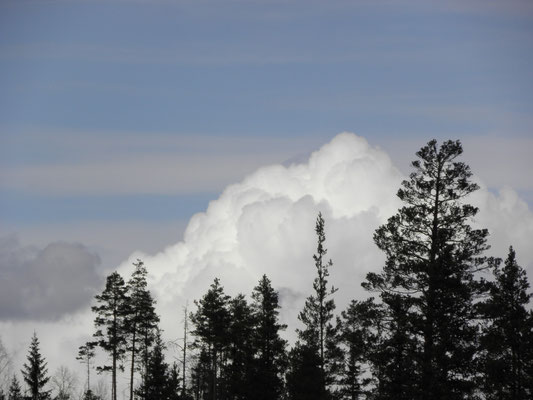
[364,140,490,400]
[478,247,533,399]
[190,348,211,400]
[7,375,22,400]
[286,343,323,400]
[77,342,96,395]
[338,298,380,400]
[222,294,255,400]
[21,333,50,400]
[250,275,287,400]
[167,362,183,400]
[136,329,177,400]
[125,259,159,400]
[290,212,342,400]
[190,278,231,400]
[92,271,129,400]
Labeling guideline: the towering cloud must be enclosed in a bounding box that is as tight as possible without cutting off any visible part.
[115,133,533,336]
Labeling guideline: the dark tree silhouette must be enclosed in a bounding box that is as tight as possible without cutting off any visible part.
[125,259,159,400]
[364,139,490,399]
[21,333,50,400]
[250,275,287,400]
[290,212,342,400]
[479,247,533,399]
[92,271,129,400]
[7,375,22,400]
[338,298,380,400]
[77,342,96,394]
[190,278,231,400]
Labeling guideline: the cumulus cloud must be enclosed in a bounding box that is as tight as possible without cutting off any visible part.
[112,133,533,339]
[3,132,533,384]
[0,236,102,320]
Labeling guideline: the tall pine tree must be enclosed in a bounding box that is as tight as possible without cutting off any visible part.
[125,259,159,400]
[21,333,50,400]
[289,212,342,400]
[478,247,533,399]
[364,139,490,400]
[92,271,129,400]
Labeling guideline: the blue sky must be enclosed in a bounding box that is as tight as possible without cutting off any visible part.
[1,0,532,262]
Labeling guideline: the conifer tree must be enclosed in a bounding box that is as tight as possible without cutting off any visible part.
[338,298,379,400]
[479,247,533,399]
[222,294,255,400]
[250,275,287,400]
[7,375,22,400]
[92,271,129,400]
[364,139,490,400]
[77,342,96,394]
[190,278,231,400]
[167,363,182,400]
[21,333,50,400]
[291,212,342,400]
[125,259,159,400]
[137,330,174,400]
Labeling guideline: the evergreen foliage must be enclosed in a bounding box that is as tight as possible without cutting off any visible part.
[250,275,287,400]
[21,333,50,400]
[479,247,533,399]
[8,375,22,400]
[190,278,231,400]
[76,342,96,394]
[364,139,490,400]
[92,271,129,400]
[126,259,159,400]
[338,298,378,400]
[291,212,342,400]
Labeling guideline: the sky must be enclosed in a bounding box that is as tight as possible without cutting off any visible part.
[1,0,533,397]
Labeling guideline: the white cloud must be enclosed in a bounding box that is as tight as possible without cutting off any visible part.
[2,132,533,395]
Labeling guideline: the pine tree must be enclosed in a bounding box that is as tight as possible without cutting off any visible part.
[125,259,159,400]
[291,212,342,400]
[364,139,490,400]
[92,271,129,400]
[338,298,379,400]
[8,375,22,400]
[190,278,231,400]
[478,247,533,399]
[250,275,287,400]
[77,342,96,394]
[21,333,51,400]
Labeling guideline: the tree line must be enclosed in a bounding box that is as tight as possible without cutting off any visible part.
[2,139,533,400]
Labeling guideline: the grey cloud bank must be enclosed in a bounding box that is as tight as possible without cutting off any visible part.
[0,236,102,320]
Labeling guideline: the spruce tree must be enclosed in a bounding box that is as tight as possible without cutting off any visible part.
[479,247,533,399]
[137,330,172,400]
[92,271,129,400]
[190,278,231,400]
[223,294,255,400]
[8,375,22,400]
[291,212,342,400]
[250,275,287,400]
[21,333,50,400]
[364,139,490,400]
